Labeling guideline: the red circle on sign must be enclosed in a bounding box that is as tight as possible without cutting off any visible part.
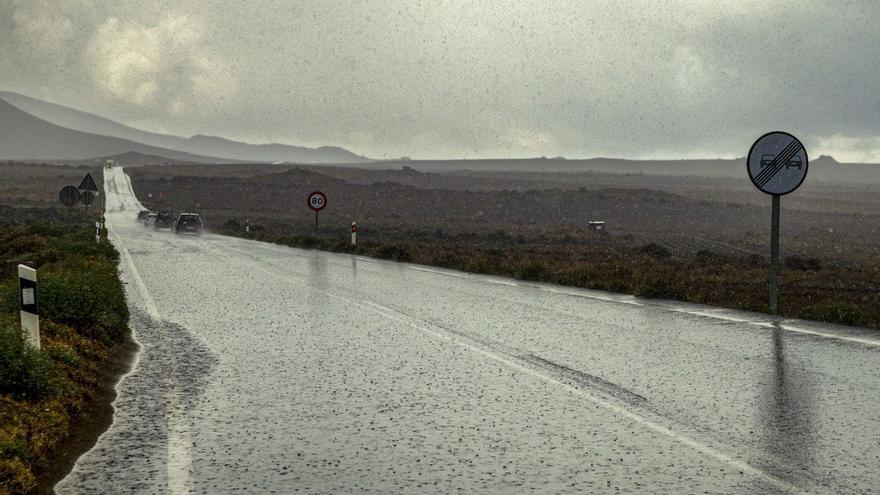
[307,191,327,211]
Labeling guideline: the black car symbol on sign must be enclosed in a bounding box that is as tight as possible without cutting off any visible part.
[760,154,803,170]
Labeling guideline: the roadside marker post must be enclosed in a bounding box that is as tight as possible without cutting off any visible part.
[246,219,250,234]
[746,131,809,314]
[18,265,39,349]
[307,191,327,233]
[351,221,357,246]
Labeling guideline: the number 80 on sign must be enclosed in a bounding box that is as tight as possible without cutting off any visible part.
[307,191,327,211]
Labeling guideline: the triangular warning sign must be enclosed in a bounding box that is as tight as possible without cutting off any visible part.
[79,173,98,192]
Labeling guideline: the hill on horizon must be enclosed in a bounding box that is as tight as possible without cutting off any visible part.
[0,99,235,163]
[0,91,372,164]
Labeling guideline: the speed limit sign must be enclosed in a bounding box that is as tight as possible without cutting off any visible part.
[307,191,327,211]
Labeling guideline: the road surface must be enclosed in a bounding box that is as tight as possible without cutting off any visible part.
[58,167,880,494]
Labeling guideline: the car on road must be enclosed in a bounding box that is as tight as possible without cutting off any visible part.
[155,209,175,230]
[143,213,157,227]
[137,209,151,221]
[175,213,204,236]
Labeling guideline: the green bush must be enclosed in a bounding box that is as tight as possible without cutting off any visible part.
[38,260,129,344]
[802,301,872,328]
[516,261,549,281]
[640,243,672,259]
[374,244,412,262]
[0,320,59,400]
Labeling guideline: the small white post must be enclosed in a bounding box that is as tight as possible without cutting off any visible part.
[351,221,357,246]
[246,219,250,234]
[95,221,101,243]
[18,265,40,349]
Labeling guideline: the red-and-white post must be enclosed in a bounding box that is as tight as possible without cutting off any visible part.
[18,264,40,349]
[351,221,357,246]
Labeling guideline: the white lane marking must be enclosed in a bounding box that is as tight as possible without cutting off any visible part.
[200,240,806,494]
[356,300,808,495]
[439,266,880,348]
[538,286,645,306]
[756,321,880,347]
[409,265,470,279]
[409,265,520,286]
[105,168,192,495]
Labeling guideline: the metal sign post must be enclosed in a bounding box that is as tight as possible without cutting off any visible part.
[81,190,96,215]
[307,191,327,233]
[59,185,80,227]
[79,173,99,216]
[746,131,809,314]
[18,265,40,349]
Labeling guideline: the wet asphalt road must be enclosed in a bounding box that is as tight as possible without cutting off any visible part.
[58,168,880,494]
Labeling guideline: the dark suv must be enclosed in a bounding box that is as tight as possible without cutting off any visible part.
[155,209,175,230]
[175,213,204,236]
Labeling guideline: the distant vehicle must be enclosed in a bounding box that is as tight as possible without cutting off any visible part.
[143,213,157,227]
[155,209,175,230]
[760,154,803,170]
[175,213,204,236]
[137,209,151,221]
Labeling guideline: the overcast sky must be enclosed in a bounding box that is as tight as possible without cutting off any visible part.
[2,1,879,161]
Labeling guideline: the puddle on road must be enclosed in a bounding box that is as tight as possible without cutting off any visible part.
[57,309,217,494]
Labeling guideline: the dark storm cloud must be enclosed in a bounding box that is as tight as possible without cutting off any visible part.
[2,1,879,160]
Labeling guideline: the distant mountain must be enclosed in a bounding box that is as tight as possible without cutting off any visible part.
[176,134,370,164]
[0,91,187,151]
[0,99,233,163]
[361,155,880,185]
[95,151,203,166]
[0,91,371,164]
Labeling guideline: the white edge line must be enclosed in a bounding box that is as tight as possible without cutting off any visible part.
[105,168,192,495]
[409,262,880,348]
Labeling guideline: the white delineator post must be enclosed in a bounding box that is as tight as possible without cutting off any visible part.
[18,264,40,349]
[351,221,357,246]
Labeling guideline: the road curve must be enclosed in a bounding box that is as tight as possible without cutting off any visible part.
[58,167,880,494]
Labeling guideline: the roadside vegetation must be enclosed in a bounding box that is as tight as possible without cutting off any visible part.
[0,207,131,495]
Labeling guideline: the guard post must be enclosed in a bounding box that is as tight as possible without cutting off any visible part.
[18,264,40,349]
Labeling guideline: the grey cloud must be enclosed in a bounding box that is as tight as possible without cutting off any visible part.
[1,1,879,161]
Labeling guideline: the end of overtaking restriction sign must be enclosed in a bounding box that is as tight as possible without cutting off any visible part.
[747,131,808,196]
[746,131,809,315]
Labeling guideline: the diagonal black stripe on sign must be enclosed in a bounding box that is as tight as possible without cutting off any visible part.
[756,140,802,188]
[754,139,801,186]
[757,148,800,188]
[753,139,799,184]
[756,143,801,188]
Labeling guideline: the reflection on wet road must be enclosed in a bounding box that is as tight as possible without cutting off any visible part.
[58,168,880,493]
